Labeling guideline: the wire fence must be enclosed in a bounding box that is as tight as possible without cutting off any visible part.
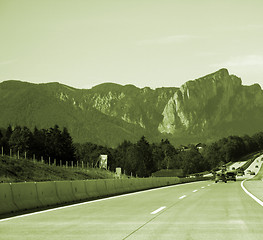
[0,146,91,170]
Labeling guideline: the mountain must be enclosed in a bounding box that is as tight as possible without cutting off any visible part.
[0,80,176,146]
[0,69,262,146]
[159,69,263,142]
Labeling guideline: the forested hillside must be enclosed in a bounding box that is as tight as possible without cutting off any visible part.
[1,124,263,179]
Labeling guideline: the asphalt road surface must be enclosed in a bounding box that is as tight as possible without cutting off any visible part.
[228,161,247,171]
[1,179,263,240]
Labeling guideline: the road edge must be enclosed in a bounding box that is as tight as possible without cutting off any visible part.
[241,180,263,207]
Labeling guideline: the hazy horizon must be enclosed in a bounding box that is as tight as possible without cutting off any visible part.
[1,0,263,89]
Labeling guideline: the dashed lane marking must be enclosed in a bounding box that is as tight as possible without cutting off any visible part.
[193,190,198,192]
[151,206,166,215]
[179,195,187,199]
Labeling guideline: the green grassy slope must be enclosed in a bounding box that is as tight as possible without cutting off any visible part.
[0,156,115,183]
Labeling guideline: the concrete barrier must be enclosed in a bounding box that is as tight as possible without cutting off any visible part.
[128,179,141,192]
[36,181,61,206]
[55,181,76,204]
[142,178,154,189]
[85,180,100,198]
[120,179,133,193]
[135,178,147,191]
[72,180,89,201]
[111,179,126,195]
[95,179,109,196]
[104,179,118,196]
[11,182,42,211]
[0,183,18,215]
[152,177,162,188]
[0,176,209,217]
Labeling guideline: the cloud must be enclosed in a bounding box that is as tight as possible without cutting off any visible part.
[211,55,263,68]
[137,35,198,46]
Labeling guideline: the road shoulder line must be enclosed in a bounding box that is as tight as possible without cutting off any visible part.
[241,180,263,207]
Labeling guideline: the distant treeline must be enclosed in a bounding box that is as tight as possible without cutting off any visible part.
[75,132,263,177]
[0,125,75,164]
[1,124,263,177]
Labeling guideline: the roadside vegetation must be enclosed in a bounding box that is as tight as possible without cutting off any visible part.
[0,155,115,183]
[1,124,263,181]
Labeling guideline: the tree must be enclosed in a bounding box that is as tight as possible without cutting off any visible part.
[151,143,164,171]
[135,136,154,177]
[252,132,263,150]
[9,126,33,155]
[0,130,3,144]
[179,148,207,175]
[160,139,178,169]
[61,127,76,163]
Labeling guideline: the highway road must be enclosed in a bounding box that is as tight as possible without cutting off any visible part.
[1,179,263,240]
[228,161,246,171]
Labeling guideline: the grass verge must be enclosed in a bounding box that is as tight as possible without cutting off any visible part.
[0,155,115,183]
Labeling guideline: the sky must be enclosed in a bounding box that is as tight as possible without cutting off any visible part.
[0,0,263,89]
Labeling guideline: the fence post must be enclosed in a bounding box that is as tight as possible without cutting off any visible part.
[1,146,3,156]
[33,154,36,163]
[41,156,44,163]
[82,161,84,169]
[48,157,50,166]
[10,149,12,157]
[71,161,73,168]
[77,161,78,168]
[25,151,27,160]
[60,160,62,167]
[54,159,56,166]
[66,161,68,168]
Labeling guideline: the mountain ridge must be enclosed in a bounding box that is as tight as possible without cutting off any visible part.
[0,69,262,146]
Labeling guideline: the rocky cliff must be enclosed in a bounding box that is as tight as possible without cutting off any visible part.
[158,69,263,139]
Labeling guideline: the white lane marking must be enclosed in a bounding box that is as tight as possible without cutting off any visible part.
[201,186,205,189]
[241,180,263,207]
[151,206,166,215]
[0,181,206,222]
[179,195,186,199]
[193,190,198,193]
[207,184,210,186]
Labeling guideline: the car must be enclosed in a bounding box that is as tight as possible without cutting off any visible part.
[226,171,236,181]
[255,165,258,168]
[250,171,255,175]
[215,172,227,183]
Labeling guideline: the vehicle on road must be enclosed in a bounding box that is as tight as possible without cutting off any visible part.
[255,165,258,168]
[250,171,255,175]
[226,171,236,181]
[215,172,227,183]
[237,170,244,176]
